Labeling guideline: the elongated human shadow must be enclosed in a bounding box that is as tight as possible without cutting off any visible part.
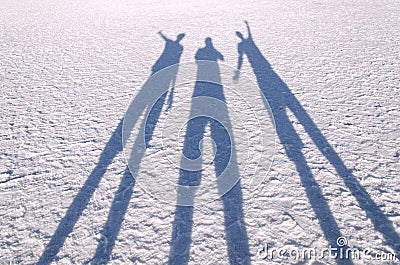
[235,21,399,262]
[168,38,250,265]
[91,31,185,264]
[38,31,185,265]
[37,119,125,265]
[89,113,147,264]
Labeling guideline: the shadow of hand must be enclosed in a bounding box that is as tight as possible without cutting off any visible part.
[233,70,240,81]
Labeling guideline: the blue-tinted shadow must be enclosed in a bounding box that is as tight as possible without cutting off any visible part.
[235,21,399,263]
[38,31,185,265]
[37,119,124,265]
[168,38,250,265]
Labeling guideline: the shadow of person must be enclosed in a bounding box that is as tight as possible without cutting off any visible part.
[37,31,185,265]
[146,31,185,144]
[90,31,185,264]
[168,38,250,265]
[234,20,400,263]
[152,31,185,113]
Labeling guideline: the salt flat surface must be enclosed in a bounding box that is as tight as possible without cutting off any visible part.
[1,0,399,264]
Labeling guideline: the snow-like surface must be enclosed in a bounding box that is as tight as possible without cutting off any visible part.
[1,0,399,264]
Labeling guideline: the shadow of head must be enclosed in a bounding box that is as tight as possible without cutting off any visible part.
[176,33,185,42]
[235,31,244,40]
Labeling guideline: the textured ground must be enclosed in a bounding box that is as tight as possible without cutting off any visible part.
[1,0,399,264]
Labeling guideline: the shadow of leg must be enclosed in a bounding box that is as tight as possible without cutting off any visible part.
[211,119,250,264]
[38,119,124,265]
[145,92,167,147]
[168,117,206,264]
[90,168,135,264]
[292,102,400,256]
[168,205,196,265]
[221,183,250,265]
[284,139,352,265]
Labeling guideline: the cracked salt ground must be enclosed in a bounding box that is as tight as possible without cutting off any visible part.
[1,0,400,264]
